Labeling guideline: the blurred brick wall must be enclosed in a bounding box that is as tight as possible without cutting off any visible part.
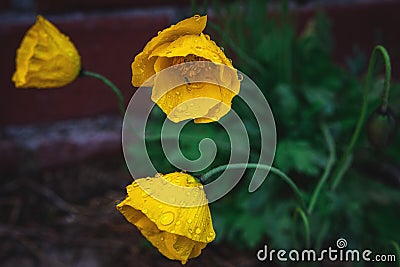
[1,0,400,126]
[1,0,400,171]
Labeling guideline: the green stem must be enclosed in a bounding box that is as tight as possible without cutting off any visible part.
[308,123,336,214]
[81,70,125,116]
[296,207,311,248]
[200,163,307,211]
[331,45,391,190]
[379,48,392,112]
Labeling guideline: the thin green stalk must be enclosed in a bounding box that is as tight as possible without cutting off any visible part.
[331,45,391,190]
[308,123,336,214]
[200,163,306,211]
[81,70,125,116]
[296,207,311,248]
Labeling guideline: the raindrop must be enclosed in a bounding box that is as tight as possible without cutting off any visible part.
[195,228,202,234]
[160,212,175,226]
[176,220,181,226]
[160,236,165,241]
[158,30,162,35]
[237,72,244,81]
[220,46,225,52]
[187,83,204,89]
[194,15,201,21]
[175,91,181,96]
[177,104,187,112]
[206,236,214,242]
[132,183,139,187]
[171,230,176,234]
[187,219,192,224]
[142,209,148,214]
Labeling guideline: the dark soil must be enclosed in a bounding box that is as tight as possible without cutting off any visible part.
[0,157,262,267]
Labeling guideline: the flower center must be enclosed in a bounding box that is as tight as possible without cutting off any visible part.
[172,54,210,79]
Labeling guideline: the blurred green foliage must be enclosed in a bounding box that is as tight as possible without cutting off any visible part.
[147,0,400,263]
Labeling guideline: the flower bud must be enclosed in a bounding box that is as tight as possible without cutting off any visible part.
[366,106,398,148]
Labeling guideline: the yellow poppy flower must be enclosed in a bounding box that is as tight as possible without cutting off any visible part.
[131,15,240,123]
[12,15,81,88]
[116,172,215,264]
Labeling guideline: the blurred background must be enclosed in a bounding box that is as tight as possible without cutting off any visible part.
[1,0,400,266]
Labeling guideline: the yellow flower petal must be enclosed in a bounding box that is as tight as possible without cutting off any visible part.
[150,33,232,66]
[131,15,207,87]
[131,14,240,123]
[12,15,81,88]
[116,172,215,264]
[151,61,239,123]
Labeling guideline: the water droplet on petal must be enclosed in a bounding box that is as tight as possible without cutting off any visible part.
[220,46,225,52]
[177,104,187,112]
[160,236,164,241]
[206,236,214,242]
[158,30,162,35]
[195,228,202,234]
[160,212,175,226]
[194,14,201,21]
[176,220,181,226]
[238,72,244,81]
[142,209,148,214]
[187,219,192,224]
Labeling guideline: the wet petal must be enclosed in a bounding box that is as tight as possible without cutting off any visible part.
[116,172,215,264]
[150,33,232,66]
[131,15,207,86]
[12,15,81,88]
[152,82,223,123]
[154,56,173,73]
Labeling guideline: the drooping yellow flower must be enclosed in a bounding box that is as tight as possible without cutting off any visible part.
[116,172,215,264]
[131,15,240,123]
[12,15,81,88]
